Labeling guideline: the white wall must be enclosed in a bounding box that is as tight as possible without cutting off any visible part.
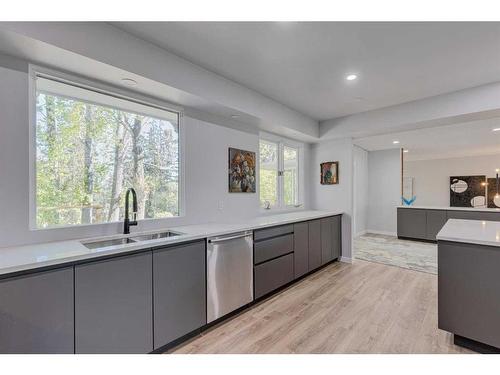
[353,146,368,236]
[405,153,500,207]
[367,149,401,235]
[310,138,353,261]
[0,61,313,248]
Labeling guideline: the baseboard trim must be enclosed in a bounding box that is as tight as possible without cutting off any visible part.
[354,230,367,237]
[454,334,500,354]
[365,229,397,237]
[340,256,352,263]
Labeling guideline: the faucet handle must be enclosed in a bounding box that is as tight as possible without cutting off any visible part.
[131,212,138,221]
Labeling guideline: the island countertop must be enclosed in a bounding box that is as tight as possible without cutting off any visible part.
[436,219,500,247]
[0,210,343,277]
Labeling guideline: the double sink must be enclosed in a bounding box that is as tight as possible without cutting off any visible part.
[83,230,183,250]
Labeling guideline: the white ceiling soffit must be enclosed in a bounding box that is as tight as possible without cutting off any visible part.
[111,22,500,121]
[320,81,500,140]
[0,22,319,142]
[354,117,500,161]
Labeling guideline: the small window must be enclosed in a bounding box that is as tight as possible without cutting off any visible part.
[283,146,298,206]
[259,138,300,208]
[33,74,181,228]
[259,140,279,207]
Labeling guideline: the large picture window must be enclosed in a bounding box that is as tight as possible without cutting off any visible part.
[259,137,300,209]
[34,75,181,228]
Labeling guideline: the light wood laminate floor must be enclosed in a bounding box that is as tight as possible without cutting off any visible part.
[171,260,471,354]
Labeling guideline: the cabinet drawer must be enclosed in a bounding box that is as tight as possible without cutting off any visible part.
[254,233,294,264]
[254,253,294,299]
[254,224,293,241]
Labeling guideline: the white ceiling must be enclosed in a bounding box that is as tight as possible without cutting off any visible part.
[354,117,500,161]
[111,22,500,121]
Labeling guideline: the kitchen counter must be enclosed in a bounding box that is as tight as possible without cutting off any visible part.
[398,205,500,213]
[0,210,342,277]
[436,219,500,247]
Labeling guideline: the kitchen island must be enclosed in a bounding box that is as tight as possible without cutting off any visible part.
[437,219,500,353]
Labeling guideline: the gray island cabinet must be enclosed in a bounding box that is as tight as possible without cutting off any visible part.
[437,219,500,353]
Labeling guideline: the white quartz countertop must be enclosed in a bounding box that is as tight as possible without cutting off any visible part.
[0,210,342,277]
[437,219,500,247]
[398,205,500,213]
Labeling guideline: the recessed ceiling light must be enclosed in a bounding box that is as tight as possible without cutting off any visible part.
[393,140,400,144]
[493,128,500,132]
[403,149,409,153]
[121,78,137,86]
[346,74,358,81]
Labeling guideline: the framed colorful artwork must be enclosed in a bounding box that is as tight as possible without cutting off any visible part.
[228,147,256,193]
[320,161,339,185]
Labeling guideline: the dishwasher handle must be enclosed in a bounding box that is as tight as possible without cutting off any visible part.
[208,232,252,244]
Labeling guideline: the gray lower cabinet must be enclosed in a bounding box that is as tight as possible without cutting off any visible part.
[331,215,342,260]
[0,267,74,354]
[153,241,206,350]
[308,219,322,271]
[438,241,500,348]
[398,208,500,241]
[446,210,484,221]
[397,208,427,240]
[320,217,333,265]
[446,210,500,221]
[75,252,153,354]
[425,210,448,241]
[320,215,342,264]
[481,212,500,221]
[293,222,309,278]
[254,253,294,299]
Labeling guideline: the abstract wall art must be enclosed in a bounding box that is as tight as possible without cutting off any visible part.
[320,161,339,185]
[228,147,256,193]
[449,175,486,208]
[487,177,500,208]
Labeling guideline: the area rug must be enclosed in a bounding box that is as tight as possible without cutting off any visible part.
[354,233,437,274]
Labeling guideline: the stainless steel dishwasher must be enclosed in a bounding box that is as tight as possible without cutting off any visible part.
[207,231,254,323]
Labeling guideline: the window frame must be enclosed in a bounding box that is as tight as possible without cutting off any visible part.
[259,132,303,210]
[28,65,186,230]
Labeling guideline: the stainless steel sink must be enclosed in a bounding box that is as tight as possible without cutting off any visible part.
[130,231,182,242]
[82,231,183,250]
[83,237,137,250]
